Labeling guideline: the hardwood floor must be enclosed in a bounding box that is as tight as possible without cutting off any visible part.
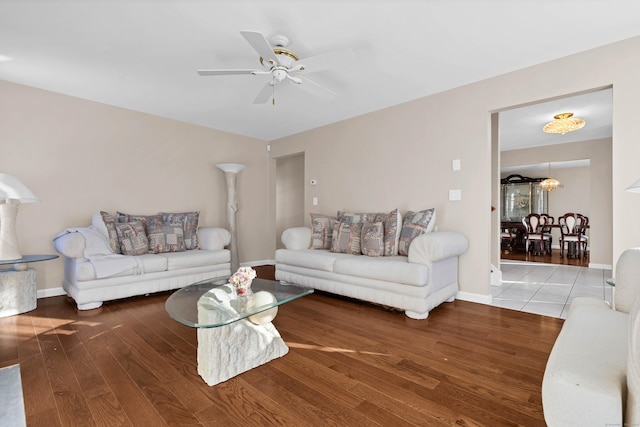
[0,267,563,426]
[501,247,589,267]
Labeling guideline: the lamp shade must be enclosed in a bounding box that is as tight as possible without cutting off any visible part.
[0,173,39,202]
[626,177,640,193]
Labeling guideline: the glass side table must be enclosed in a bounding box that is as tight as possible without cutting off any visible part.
[0,254,59,317]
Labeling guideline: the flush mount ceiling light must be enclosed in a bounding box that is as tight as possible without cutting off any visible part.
[543,112,586,135]
[539,163,563,191]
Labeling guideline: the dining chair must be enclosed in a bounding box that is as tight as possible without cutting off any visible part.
[559,213,589,258]
[522,213,552,255]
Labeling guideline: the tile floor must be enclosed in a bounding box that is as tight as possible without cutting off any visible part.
[491,261,613,319]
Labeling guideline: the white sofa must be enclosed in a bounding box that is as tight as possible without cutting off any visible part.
[275,226,468,319]
[53,224,231,310]
[542,247,640,426]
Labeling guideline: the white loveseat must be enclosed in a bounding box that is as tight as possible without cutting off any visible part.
[53,211,232,310]
[542,248,640,426]
[275,223,468,319]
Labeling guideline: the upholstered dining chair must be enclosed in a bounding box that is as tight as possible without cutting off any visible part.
[559,213,589,258]
[522,213,552,255]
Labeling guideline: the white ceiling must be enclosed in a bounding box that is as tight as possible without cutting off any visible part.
[0,1,636,142]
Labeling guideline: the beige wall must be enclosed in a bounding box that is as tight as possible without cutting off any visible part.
[275,153,305,249]
[0,80,271,293]
[501,138,612,266]
[270,36,640,300]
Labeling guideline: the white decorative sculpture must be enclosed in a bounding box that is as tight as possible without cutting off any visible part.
[216,163,245,272]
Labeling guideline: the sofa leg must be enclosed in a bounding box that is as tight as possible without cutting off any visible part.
[405,309,429,320]
[76,301,103,310]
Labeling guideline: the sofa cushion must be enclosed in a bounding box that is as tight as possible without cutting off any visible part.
[74,254,168,281]
[542,297,628,427]
[115,221,149,256]
[332,255,428,286]
[163,249,230,270]
[146,218,186,254]
[361,222,384,257]
[398,209,436,256]
[275,249,352,272]
[161,211,200,250]
[310,213,336,250]
[331,221,363,255]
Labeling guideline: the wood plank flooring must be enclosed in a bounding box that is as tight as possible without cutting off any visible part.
[0,267,563,426]
[501,247,589,267]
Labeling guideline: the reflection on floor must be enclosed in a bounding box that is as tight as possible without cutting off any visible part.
[491,261,612,319]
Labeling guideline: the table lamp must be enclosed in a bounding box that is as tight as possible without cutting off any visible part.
[0,173,40,261]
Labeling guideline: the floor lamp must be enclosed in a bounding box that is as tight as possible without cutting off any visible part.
[216,163,245,273]
[0,174,40,261]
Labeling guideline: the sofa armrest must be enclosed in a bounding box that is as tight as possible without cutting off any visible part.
[198,227,231,251]
[53,231,87,259]
[281,227,312,250]
[408,231,468,265]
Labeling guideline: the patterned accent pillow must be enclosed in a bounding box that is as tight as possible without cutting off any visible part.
[116,212,162,232]
[161,211,200,250]
[310,213,336,250]
[146,217,186,253]
[373,209,402,256]
[397,208,436,256]
[361,222,384,257]
[336,211,377,224]
[330,222,363,255]
[115,221,149,256]
[99,211,121,254]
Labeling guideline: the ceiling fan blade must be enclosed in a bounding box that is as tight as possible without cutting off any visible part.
[197,69,256,76]
[240,30,279,66]
[253,81,274,104]
[297,48,356,74]
[297,76,336,101]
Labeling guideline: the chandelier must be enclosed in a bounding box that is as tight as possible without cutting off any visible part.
[540,163,563,191]
[543,112,586,135]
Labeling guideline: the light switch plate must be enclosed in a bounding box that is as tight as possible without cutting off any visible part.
[452,159,461,171]
[449,189,462,201]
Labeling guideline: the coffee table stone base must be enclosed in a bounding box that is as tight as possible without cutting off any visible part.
[197,319,288,386]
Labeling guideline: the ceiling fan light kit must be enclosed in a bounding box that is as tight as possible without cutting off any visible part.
[543,112,586,135]
[197,31,352,105]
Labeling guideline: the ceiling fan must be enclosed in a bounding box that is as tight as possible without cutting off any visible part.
[197,31,355,105]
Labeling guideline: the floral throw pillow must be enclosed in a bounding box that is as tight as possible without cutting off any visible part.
[397,208,436,256]
[310,213,336,250]
[330,221,363,255]
[361,222,384,257]
[115,221,149,256]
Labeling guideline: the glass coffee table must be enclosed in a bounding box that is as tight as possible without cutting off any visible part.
[166,277,313,386]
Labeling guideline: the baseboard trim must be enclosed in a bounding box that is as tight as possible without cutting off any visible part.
[37,287,66,299]
[589,263,612,270]
[456,291,492,305]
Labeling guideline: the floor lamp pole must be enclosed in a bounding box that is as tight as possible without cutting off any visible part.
[216,163,245,273]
